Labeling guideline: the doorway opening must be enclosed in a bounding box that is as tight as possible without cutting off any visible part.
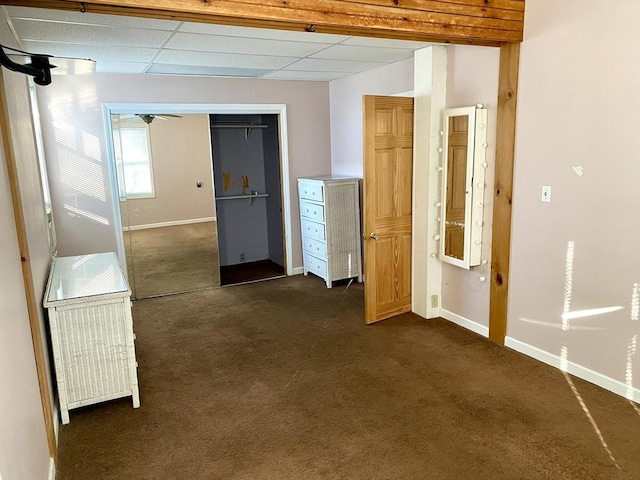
[103,103,293,298]
[210,113,285,286]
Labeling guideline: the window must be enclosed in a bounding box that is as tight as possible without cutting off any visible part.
[28,80,57,254]
[112,125,155,198]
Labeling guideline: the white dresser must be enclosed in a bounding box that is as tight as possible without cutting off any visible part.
[44,252,140,424]
[297,176,362,288]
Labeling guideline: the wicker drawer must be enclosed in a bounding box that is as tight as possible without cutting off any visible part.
[301,218,326,241]
[300,200,325,222]
[298,181,324,202]
[303,236,327,259]
[304,253,327,278]
[44,252,140,425]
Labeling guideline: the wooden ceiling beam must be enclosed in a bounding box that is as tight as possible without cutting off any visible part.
[2,0,524,46]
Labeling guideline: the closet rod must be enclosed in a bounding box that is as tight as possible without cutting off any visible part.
[210,124,268,128]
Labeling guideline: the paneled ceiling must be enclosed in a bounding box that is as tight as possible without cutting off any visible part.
[3,6,436,82]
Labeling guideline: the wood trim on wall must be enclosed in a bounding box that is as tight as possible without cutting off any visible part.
[2,0,524,46]
[489,42,520,345]
[0,70,57,459]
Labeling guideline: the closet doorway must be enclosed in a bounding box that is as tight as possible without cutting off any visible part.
[210,114,285,285]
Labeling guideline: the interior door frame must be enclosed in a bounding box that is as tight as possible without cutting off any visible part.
[102,102,293,278]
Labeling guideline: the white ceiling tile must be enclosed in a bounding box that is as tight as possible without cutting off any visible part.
[146,64,273,77]
[95,61,149,74]
[6,6,180,30]
[341,36,434,50]
[164,33,328,57]
[22,41,158,63]
[178,22,348,44]
[261,70,347,81]
[154,50,296,70]
[310,45,414,63]
[282,58,386,73]
[12,19,172,47]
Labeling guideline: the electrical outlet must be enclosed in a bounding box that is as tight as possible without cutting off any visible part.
[240,253,246,262]
[431,295,439,308]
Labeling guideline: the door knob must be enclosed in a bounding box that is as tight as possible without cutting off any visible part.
[369,233,379,240]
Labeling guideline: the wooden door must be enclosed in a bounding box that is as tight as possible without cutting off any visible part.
[363,95,414,324]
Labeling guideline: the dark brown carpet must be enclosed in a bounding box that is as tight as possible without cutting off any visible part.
[220,259,285,286]
[56,275,640,479]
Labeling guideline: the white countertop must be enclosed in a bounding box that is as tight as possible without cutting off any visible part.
[45,252,130,306]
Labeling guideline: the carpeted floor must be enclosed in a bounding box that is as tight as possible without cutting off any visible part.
[125,222,220,298]
[56,275,640,479]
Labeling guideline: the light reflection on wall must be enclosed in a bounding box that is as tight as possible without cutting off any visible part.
[58,148,106,201]
[81,131,101,162]
[46,80,110,233]
[520,241,640,469]
[63,204,109,225]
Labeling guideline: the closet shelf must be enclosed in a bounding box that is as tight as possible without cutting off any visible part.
[210,123,267,140]
[215,193,269,205]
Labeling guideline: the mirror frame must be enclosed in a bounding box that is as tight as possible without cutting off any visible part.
[439,105,488,269]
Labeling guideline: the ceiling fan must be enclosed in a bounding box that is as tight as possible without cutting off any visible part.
[119,113,183,124]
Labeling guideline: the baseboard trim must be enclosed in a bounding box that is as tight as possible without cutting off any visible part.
[505,336,640,403]
[291,266,304,275]
[440,309,489,338]
[48,457,56,480]
[124,217,217,231]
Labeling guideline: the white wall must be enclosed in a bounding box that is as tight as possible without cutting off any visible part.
[441,46,500,328]
[0,120,51,480]
[37,73,332,270]
[507,0,640,396]
[125,114,216,227]
[0,15,52,479]
[330,58,414,177]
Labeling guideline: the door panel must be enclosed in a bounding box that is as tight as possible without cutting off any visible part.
[364,95,414,324]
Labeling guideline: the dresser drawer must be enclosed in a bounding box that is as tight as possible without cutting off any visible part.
[298,182,324,202]
[300,200,325,222]
[304,253,327,278]
[301,218,325,241]
[303,236,327,259]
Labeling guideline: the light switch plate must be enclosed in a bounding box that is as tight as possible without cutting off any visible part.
[541,185,551,203]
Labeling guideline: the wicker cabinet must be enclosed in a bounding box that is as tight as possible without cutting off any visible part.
[297,176,362,288]
[44,252,140,424]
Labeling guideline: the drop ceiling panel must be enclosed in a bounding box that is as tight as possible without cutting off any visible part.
[5,7,435,82]
[261,70,346,81]
[165,33,328,57]
[310,45,414,63]
[12,19,172,47]
[146,64,273,77]
[341,36,434,50]
[22,41,158,63]
[178,22,349,44]
[283,58,386,73]
[5,6,180,30]
[155,50,295,70]
[95,61,149,74]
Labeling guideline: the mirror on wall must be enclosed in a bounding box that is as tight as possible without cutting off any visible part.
[110,113,220,299]
[439,105,488,269]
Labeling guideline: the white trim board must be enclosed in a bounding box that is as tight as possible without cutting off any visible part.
[48,457,56,480]
[440,309,489,338]
[505,337,640,403]
[123,217,216,232]
[291,266,304,275]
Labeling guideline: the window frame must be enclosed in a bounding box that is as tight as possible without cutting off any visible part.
[114,122,156,200]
